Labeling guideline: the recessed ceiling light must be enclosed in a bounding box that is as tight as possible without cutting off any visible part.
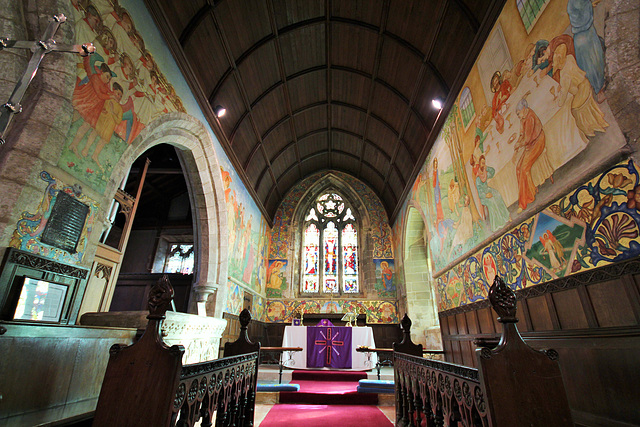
[214,105,226,118]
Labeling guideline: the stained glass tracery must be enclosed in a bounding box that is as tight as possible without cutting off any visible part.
[323,221,338,292]
[302,192,358,294]
[302,223,319,293]
[342,223,358,293]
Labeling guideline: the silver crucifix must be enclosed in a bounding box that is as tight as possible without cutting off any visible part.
[0,13,95,145]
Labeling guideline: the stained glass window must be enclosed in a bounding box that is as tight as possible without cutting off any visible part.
[342,223,358,293]
[302,223,320,293]
[323,221,338,293]
[164,244,194,274]
[300,191,359,295]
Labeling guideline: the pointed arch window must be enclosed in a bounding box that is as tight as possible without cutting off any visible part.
[301,192,359,295]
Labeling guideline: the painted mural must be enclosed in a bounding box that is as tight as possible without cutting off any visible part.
[373,259,397,298]
[435,159,640,311]
[405,0,625,277]
[224,280,266,321]
[221,167,269,294]
[265,299,399,324]
[252,294,265,322]
[9,171,99,263]
[58,0,185,192]
[266,259,287,298]
[225,281,243,315]
[268,171,394,298]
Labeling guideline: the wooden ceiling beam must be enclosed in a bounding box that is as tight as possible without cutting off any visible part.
[266,0,302,183]
[325,0,333,170]
[382,0,451,211]
[178,3,213,46]
[209,9,281,201]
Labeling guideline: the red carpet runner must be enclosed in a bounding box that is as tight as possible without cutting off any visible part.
[279,370,377,405]
[260,370,392,426]
[259,404,393,427]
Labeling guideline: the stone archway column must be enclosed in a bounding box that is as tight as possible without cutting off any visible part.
[106,113,230,319]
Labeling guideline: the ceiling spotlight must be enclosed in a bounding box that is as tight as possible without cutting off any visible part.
[214,105,226,118]
[432,98,443,110]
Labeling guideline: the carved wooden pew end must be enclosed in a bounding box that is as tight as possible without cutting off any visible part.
[93,276,260,427]
[393,277,574,427]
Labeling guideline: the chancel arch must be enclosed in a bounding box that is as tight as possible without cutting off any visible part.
[86,112,229,317]
[403,204,441,349]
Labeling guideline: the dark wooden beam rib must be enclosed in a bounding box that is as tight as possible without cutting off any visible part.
[143,0,274,225]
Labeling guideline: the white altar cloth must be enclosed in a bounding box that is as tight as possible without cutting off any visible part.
[281,325,377,370]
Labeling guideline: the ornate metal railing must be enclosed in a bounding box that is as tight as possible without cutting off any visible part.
[172,351,259,427]
[395,353,487,427]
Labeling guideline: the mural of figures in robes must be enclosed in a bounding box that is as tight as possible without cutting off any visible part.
[221,167,269,293]
[59,0,185,191]
[408,0,625,275]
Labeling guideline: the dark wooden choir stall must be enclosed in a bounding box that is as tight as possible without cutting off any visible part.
[394,276,573,427]
[92,275,260,427]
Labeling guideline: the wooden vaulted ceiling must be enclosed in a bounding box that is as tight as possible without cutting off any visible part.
[144,0,506,224]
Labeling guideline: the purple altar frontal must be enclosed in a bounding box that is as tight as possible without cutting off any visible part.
[306,326,352,369]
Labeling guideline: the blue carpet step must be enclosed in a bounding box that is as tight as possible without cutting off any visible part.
[357,379,395,394]
[257,383,300,392]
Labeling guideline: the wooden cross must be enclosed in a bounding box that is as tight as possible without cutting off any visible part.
[314,327,345,365]
[0,13,94,145]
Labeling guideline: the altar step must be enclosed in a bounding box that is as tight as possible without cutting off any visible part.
[278,370,378,405]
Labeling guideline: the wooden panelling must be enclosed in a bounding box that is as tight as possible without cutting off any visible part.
[447,314,458,335]
[526,295,555,331]
[588,279,637,327]
[476,307,495,334]
[438,266,640,427]
[516,300,531,331]
[552,288,589,330]
[456,313,468,334]
[465,311,479,334]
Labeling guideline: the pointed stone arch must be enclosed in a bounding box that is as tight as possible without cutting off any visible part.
[105,112,229,316]
[402,202,442,349]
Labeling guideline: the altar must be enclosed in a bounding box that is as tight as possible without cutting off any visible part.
[281,325,377,370]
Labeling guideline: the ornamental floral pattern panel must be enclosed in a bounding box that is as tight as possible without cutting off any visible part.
[436,159,640,311]
[9,171,99,264]
[265,299,399,324]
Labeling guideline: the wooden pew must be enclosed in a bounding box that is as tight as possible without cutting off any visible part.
[93,276,259,427]
[394,276,573,426]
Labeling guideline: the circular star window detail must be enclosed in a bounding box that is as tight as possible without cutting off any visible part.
[317,193,344,218]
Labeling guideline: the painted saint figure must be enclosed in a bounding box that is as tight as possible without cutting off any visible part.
[490,71,512,134]
[475,156,510,231]
[540,234,561,270]
[512,98,547,212]
[432,157,446,245]
[380,261,393,290]
[567,0,605,95]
